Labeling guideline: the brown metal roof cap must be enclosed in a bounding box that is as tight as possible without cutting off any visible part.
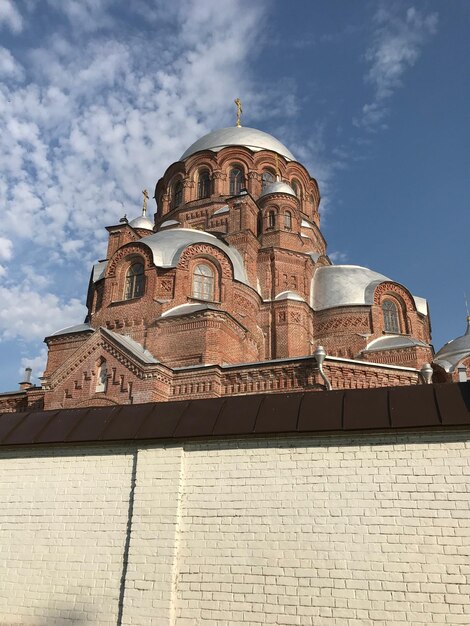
[0,382,469,448]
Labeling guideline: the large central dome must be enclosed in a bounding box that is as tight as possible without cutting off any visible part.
[180,126,295,161]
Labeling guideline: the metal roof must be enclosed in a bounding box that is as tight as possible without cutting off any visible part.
[128,215,153,230]
[103,329,159,364]
[92,261,107,283]
[138,228,251,287]
[212,205,229,215]
[0,383,468,447]
[274,291,305,302]
[312,265,428,315]
[160,303,219,318]
[50,323,94,337]
[434,319,470,372]
[180,126,295,161]
[259,181,296,198]
[364,335,430,352]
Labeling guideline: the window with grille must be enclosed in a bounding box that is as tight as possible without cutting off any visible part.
[192,263,214,301]
[124,262,144,300]
[172,180,183,208]
[382,299,400,333]
[198,170,211,199]
[229,168,244,195]
[267,211,275,229]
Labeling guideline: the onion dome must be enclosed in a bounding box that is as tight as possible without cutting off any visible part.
[180,126,295,161]
[259,180,297,199]
[434,317,470,372]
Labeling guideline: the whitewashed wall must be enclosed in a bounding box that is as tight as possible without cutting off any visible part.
[0,431,469,625]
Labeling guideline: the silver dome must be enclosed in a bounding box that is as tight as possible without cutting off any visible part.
[129,215,154,230]
[180,126,295,161]
[259,181,297,199]
[434,318,470,372]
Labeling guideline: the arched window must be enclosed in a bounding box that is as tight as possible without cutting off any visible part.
[125,262,144,300]
[382,300,400,333]
[95,359,107,393]
[284,211,292,230]
[291,179,301,199]
[172,180,183,208]
[267,210,276,229]
[198,170,211,199]
[261,169,275,191]
[192,263,214,301]
[229,167,244,195]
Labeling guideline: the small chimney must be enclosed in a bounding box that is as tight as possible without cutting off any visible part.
[19,367,33,391]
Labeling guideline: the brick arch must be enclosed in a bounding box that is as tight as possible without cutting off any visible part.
[106,243,153,279]
[177,243,234,280]
[373,282,416,311]
[183,151,219,172]
[215,146,256,171]
[374,283,415,335]
[253,150,288,174]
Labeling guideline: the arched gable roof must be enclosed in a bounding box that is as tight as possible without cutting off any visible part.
[137,228,250,286]
[312,265,428,314]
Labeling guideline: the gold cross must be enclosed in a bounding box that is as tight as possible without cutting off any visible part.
[142,189,149,216]
[234,98,243,127]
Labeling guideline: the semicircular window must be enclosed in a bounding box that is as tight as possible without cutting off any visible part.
[382,299,400,333]
[192,263,214,301]
[125,262,144,300]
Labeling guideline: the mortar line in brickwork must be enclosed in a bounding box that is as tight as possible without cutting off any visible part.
[116,447,138,626]
[169,444,186,625]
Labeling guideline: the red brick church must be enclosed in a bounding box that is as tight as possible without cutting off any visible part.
[2,112,469,411]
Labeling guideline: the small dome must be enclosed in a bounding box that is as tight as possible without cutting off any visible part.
[274,291,305,302]
[434,318,470,372]
[180,126,295,161]
[259,180,297,199]
[129,215,154,230]
[160,219,180,228]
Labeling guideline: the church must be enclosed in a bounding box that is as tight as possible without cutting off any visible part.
[1,106,469,411]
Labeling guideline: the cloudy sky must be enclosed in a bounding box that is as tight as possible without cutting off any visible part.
[0,0,468,390]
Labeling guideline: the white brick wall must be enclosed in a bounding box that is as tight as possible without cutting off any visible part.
[0,431,468,625]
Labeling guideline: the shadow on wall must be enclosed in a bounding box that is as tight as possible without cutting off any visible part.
[0,610,90,625]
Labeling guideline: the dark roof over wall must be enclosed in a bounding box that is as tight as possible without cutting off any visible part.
[0,383,469,448]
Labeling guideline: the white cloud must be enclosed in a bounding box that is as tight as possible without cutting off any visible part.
[0,0,287,385]
[0,284,86,341]
[356,5,438,129]
[0,47,24,80]
[20,347,47,383]
[0,237,13,261]
[328,250,348,264]
[0,0,23,33]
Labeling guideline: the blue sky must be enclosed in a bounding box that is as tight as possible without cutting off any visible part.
[0,0,468,390]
